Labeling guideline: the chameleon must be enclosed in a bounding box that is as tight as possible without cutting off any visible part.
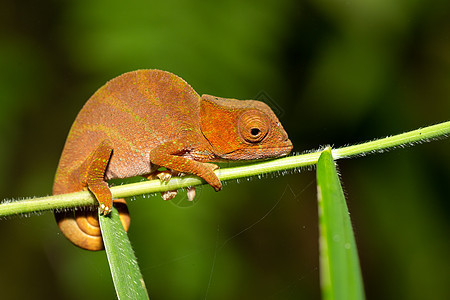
[53,69,293,251]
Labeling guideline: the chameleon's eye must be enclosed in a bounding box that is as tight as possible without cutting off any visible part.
[238,110,269,143]
[250,128,261,136]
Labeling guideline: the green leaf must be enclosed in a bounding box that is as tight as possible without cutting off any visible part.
[99,207,150,300]
[317,148,365,300]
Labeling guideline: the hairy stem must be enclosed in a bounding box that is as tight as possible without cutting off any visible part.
[0,121,448,217]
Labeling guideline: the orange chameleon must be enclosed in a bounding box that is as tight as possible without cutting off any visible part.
[53,69,293,250]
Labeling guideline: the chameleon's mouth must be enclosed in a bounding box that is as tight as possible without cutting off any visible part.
[277,139,293,155]
[264,139,293,157]
[221,139,293,160]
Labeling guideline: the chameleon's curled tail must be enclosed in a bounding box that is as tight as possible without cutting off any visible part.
[54,199,130,251]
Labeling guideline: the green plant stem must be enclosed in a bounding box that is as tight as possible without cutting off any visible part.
[0,120,448,217]
[332,120,450,159]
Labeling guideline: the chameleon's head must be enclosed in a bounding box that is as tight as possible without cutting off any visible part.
[200,95,293,160]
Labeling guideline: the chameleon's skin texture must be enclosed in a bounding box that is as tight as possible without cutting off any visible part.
[53,69,293,251]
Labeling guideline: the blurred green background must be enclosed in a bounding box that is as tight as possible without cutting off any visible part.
[0,0,449,299]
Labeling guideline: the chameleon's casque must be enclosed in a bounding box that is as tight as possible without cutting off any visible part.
[53,69,292,250]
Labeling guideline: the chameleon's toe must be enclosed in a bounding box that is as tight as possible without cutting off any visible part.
[161,190,178,201]
[209,173,222,192]
[99,203,113,215]
[213,182,222,192]
[187,187,196,201]
[210,164,219,171]
[156,171,173,182]
[203,163,222,191]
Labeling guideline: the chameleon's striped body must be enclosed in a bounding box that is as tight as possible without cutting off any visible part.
[54,70,206,194]
[53,69,292,250]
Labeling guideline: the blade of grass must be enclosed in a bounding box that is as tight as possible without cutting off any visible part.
[317,148,365,300]
[99,207,150,300]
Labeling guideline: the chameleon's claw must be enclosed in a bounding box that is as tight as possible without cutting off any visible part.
[161,190,177,201]
[209,164,220,171]
[202,163,222,191]
[156,171,172,182]
[187,187,196,201]
[144,171,178,201]
[99,203,112,215]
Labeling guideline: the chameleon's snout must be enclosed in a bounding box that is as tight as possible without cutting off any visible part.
[275,138,293,157]
[283,138,293,152]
